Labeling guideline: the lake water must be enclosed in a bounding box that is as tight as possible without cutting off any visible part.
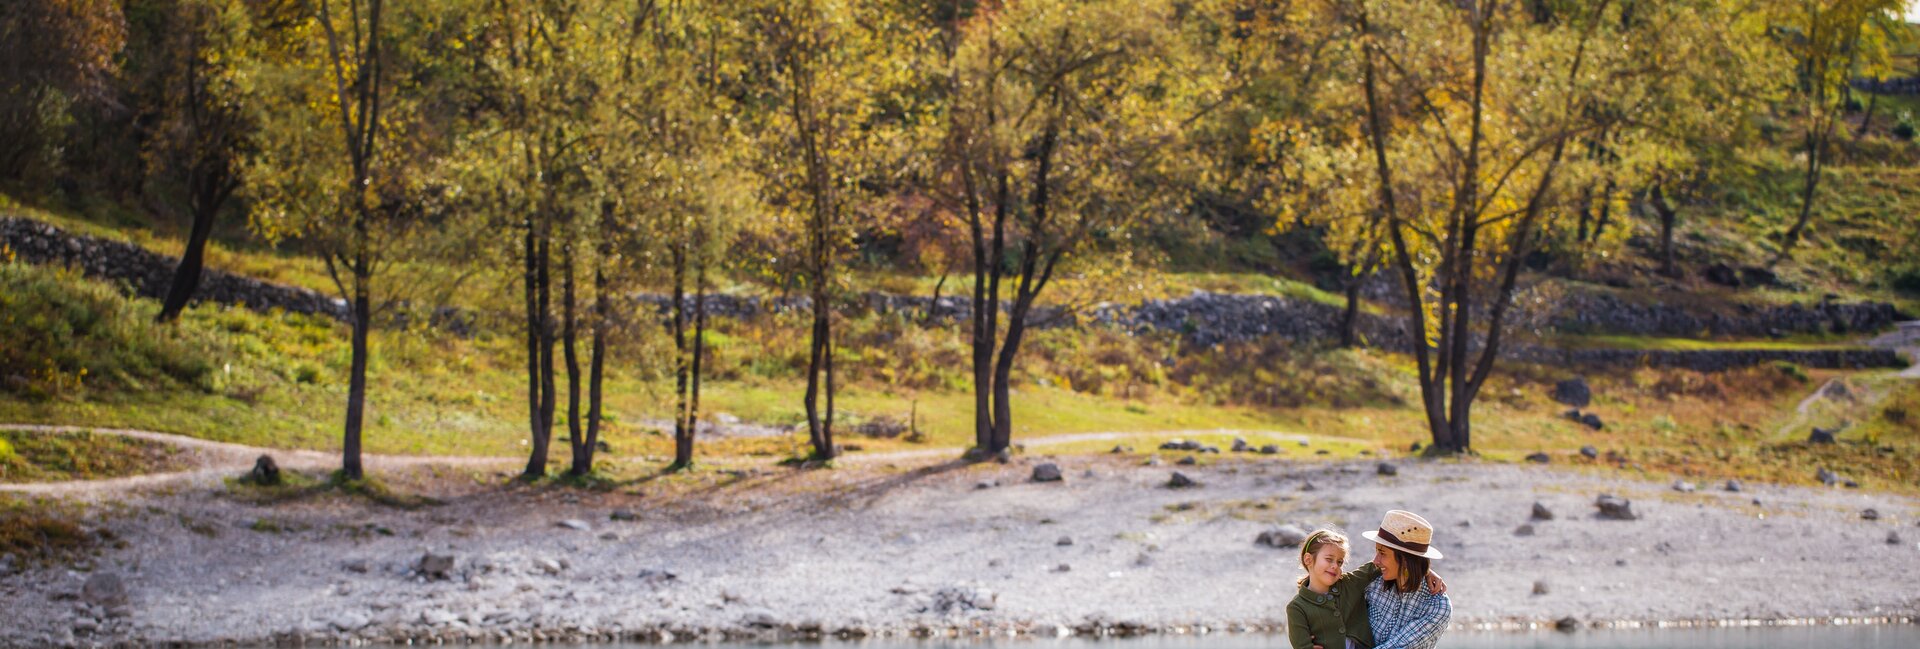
[550,626,1920,649]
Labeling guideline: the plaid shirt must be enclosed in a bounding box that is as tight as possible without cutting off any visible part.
[1365,575,1451,649]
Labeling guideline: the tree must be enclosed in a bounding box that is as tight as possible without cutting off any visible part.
[940,0,1196,455]
[146,0,256,323]
[1309,0,1689,452]
[246,0,455,479]
[0,0,125,183]
[1767,0,1907,263]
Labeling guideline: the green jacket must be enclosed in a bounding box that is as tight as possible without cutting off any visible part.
[1286,562,1383,649]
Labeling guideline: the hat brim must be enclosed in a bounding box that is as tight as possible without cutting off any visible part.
[1362,530,1444,560]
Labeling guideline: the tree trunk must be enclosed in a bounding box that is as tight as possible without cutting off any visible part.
[561,243,581,469]
[156,200,218,323]
[1651,185,1679,277]
[524,224,555,478]
[342,250,370,481]
[1340,274,1363,348]
[671,245,692,470]
[1860,91,1878,137]
[689,257,708,459]
[573,242,608,478]
[1774,127,1824,264]
[522,214,541,475]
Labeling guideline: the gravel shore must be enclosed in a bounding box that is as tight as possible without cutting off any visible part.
[2,445,1916,647]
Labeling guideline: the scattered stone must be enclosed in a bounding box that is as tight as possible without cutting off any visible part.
[1579,446,1599,460]
[1595,494,1637,521]
[1134,553,1156,567]
[1532,581,1550,595]
[1052,563,1072,573]
[331,612,371,632]
[343,558,370,574]
[534,558,564,575]
[1202,445,1222,454]
[1410,442,1423,453]
[1110,445,1133,454]
[557,519,591,532]
[1863,509,1881,521]
[417,553,455,580]
[1614,559,1628,567]
[1551,377,1592,407]
[1031,463,1064,483]
[1889,531,1903,545]
[742,610,781,628]
[1168,472,1198,489]
[1300,481,1317,492]
[995,449,1013,464]
[1554,616,1581,632]
[1314,449,1330,455]
[974,480,998,490]
[1808,428,1837,444]
[1176,456,1198,466]
[1525,452,1550,464]
[1145,455,1164,467]
[1513,524,1536,537]
[1056,536,1074,547]
[1672,480,1696,494]
[610,509,639,522]
[1376,463,1399,476]
[1563,409,1584,422]
[1256,525,1311,549]
[1231,438,1250,452]
[1844,479,1860,489]
[81,573,127,608]
[1752,498,1763,506]
[1159,439,1202,451]
[1816,468,1839,486]
[1259,445,1280,455]
[1724,479,1743,492]
[1298,440,1310,447]
[636,568,678,585]
[927,587,996,613]
[1579,413,1605,430]
[599,532,618,541]
[1531,502,1554,521]
[244,455,282,486]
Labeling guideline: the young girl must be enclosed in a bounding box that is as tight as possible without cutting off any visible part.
[1285,530,1381,649]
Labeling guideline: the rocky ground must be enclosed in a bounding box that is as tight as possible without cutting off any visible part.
[2,430,1916,648]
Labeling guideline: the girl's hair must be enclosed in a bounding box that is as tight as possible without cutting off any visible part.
[1296,529,1350,587]
[1389,545,1432,594]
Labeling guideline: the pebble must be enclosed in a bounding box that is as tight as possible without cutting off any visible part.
[1056,536,1074,546]
[1031,463,1064,482]
[1531,502,1554,521]
[1376,463,1398,476]
[1862,509,1880,521]
[1532,581,1549,595]
[1514,524,1536,537]
[557,519,591,531]
[1176,456,1198,466]
[1168,472,1198,488]
[1525,452,1550,464]
[1724,479,1743,492]
[1672,480,1696,493]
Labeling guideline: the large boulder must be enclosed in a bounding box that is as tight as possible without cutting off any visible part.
[1256,524,1311,549]
[1551,378,1592,408]
[1031,463,1064,483]
[1594,494,1637,520]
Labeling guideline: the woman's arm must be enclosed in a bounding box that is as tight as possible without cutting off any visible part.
[1371,591,1452,649]
[1286,602,1318,649]
[1339,562,1382,588]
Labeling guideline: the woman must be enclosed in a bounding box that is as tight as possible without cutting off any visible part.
[1360,510,1452,649]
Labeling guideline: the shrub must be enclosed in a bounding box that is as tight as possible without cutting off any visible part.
[0,263,219,398]
[1893,121,1917,141]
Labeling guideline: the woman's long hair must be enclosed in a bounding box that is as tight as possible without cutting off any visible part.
[1390,546,1431,594]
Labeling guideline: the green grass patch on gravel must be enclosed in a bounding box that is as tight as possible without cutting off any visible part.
[0,428,191,483]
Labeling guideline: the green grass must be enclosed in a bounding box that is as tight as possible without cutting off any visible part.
[0,428,192,483]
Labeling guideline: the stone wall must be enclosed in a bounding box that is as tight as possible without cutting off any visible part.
[1510,347,1907,372]
[2,216,350,321]
[1549,290,1907,338]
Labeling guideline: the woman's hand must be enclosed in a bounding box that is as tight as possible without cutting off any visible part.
[1425,570,1447,595]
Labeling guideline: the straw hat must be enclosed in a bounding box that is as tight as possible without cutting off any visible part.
[1361,510,1444,560]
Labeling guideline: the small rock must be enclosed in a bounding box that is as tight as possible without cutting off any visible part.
[1532,581,1550,595]
[1844,479,1860,489]
[1595,494,1637,521]
[1808,428,1837,444]
[1314,449,1330,455]
[1168,472,1198,488]
[1176,456,1198,466]
[1410,442,1423,452]
[1231,438,1250,452]
[1578,446,1599,460]
[1578,413,1604,430]
[1133,553,1155,567]
[1110,445,1132,454]
[1513,524,1536,537]
[975,480,998,490]
[422,610,459,626]
[1256,525,1311,549]
[1614,559,1628,567]
[1551,378,1592,407]
[610,509,639,522]
[1555,616,1581,632]
[1145,455,1163,466]
[331,612,371,632]
[557,519,591,531]
[1525,452,1550,464]
[1031,463,1064,483]
[1259,445,1280,455]
[1056,536,1074,546]
[1817,468,1839,486]
[1531,502,1554,521]
[636,568,678,584]
[81,573,127,608]
[343,559,371,574]
[1863,509,1881,521]
[1889,531,1902,545]
[743,610,781,628]
[1564,408,1584,421]
[1300,481,1317,492]
[534,558,563,575]
[1202,446,1222,454]
[1376,463,1398,476]
[1159,439,1201,451]
[1724,479,1743,492]
[1752,498,1763,506]
[599,532,618,541]
[927,586,996,613]
[417,553,455,580]
[245,455,282,486]
[1052,563,1071,573]
[1672,480,1696,493]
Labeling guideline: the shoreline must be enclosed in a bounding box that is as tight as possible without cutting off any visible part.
[3,445,1916,648]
